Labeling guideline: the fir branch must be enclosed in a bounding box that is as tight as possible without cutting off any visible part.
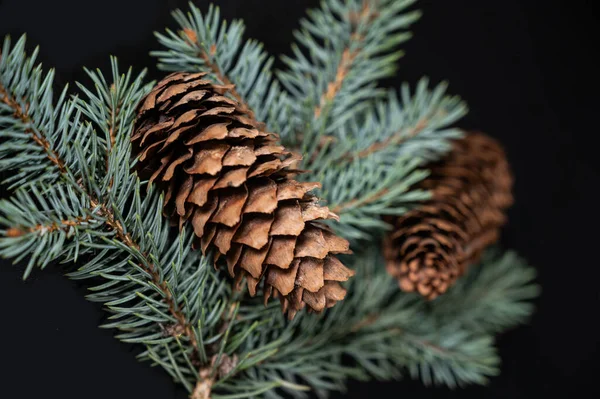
[67,65,218,387]
[92,193,203,360]
[0,81,66,173]
[73,57,152,194]
[314,46,358,119]
[0,35,74,187]
[312,0,378,118]
[4,214,94,237]
[431,249,541,334]
[1,45,277,397]
[331,79,468,165]
[299,80,467,242]
[352,117,428,159]
[0,184,98,278]
[279,0,421,141]
[320,154,430,242]
[152,2,292,137]
[179,25,253,119]
[1,43,197,346]
[223,245,516,398]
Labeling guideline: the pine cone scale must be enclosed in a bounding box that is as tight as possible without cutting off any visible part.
[265,237,296,268]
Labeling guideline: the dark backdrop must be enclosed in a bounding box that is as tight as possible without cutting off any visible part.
[0,0,597,398]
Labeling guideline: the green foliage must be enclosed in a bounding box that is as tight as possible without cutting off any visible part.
[278,0,421,135]
[431,249,541,334]
[152,1,292,137]
[0,47,275,393]
[0,35,80,188]
[0,1,539,398]
[315,154,430,241]
[224,245,539,398]
[0,183,95,278]
[300,80,468,241]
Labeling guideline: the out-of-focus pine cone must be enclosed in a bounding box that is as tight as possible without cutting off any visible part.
[383,131,513,300]
[131,72,354,319]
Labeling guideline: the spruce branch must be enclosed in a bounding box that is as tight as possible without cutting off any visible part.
[279,0,421,145]
[179,25,253,119]
[0,35,73,187]
[220,245,522,399]
[0,40,196,343]
[4,214,95,237]
[311,0,383,119]
[299,80,467,242]
[152,2,292,137]
[276,0,466,244]
[0,185,99,278]
[0,1,540,397]
[431,249,541,334]
[1,41,271,397]
[0,81,66,173]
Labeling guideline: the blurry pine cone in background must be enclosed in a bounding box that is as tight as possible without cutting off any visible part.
[383,131,514,300]
[131,72,354,319]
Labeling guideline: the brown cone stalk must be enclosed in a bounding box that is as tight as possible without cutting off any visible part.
[131,72,354,319]
[383,131,513,300]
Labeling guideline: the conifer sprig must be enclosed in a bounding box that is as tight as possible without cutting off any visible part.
[0,1,540,398]
[222,246,537,398]
[0,38,273,396]
[279,0,421,139]
[152,2,292,137]
[299,80,468,242]
[0,35,73,188]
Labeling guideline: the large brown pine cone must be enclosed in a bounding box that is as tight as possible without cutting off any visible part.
[383,131,513,300]
[131,72,354,319]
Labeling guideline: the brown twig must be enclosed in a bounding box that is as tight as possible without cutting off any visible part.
[0,83,67,174]
[91,197,201,358]
[350,314,379,332]
[353,118,429,160]
[191,367,213,399]
[313,0,377,118]
[314,48,359,118]
[331,188,389,214]
[5,215,95,237]
[328,119,429,214]
[182,28,255,120]
[107,83,119,151]
[105,82,122,189]
[350,316,454,358]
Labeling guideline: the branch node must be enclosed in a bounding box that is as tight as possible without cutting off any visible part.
[191,368,213,399]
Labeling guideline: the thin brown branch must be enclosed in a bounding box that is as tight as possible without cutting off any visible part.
[108,83,118,150]
[106,83,121,189]
[314,48,359,118]
[350,313,379,332]
[350,315,453,357]
[329,120,428,214]
[191,367,213,399]
[5,215,96,237]
[331,188,389,214]
[313,0,377,118]
[0,83,67,174]
[353,118,429,159]
[182,28,255,120]
[91,197,201,357]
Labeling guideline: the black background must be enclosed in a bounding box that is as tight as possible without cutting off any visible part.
[0,0,598,398]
